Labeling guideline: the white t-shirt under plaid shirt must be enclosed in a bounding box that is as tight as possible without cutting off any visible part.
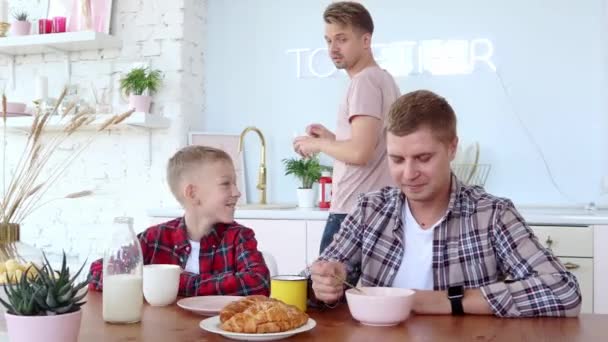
[312,174,582,317]
[391,200,439,290]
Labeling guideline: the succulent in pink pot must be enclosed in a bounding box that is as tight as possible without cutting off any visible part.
[1,251,89,342]
[10,12,30,36]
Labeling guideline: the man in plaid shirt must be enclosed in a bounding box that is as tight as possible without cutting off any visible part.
[89,146,270,297]
[308,90,581,317]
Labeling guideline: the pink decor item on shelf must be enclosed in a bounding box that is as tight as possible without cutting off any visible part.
[38,18,52,34]
[90,0,112,33]
[67,0,112,33]
[53,16,66,33]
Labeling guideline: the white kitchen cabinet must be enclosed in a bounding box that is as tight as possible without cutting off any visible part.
[238,219,307,276]
[530,226,593,257]
[593,226,608,314]
[530,225,593,313]
[559,257,593,314]
[306,220,326,265]
[148,216,176,226]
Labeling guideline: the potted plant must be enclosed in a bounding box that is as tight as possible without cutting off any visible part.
[11,12,30,36]
[282,156,322,208]
[119,67,163,113]
[0,251,88,342]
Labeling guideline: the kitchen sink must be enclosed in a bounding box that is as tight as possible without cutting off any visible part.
[236,203,297,210]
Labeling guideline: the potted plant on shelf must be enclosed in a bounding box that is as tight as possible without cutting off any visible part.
[0,251,89,342]
[282,156,322,208]
[120,67,163,113]
[10,12,30,36]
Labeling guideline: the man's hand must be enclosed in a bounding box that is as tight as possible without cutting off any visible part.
[413,289,492,315]
[293,136,323,158]
[413,290,451,315]
[306,124,335,141]
[310,260,346,304]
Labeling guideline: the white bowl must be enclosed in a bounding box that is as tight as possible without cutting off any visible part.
[345,287,415,326]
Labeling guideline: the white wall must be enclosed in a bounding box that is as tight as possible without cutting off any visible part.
[0,0,205,269]
[205,0,608,208]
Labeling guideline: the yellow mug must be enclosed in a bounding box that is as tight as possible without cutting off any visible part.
[270,275,307,312]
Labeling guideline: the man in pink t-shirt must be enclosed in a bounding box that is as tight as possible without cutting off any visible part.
[294,1,400,253]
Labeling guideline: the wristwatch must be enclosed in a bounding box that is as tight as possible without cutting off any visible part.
[447,285,464,315]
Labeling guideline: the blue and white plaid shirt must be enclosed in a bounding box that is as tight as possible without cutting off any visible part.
[314,175,581,317]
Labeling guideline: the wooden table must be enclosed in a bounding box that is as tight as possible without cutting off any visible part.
[1,292,608,341]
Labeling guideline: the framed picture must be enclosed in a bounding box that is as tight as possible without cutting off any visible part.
[188,132,247,205]
[47,0,113,34]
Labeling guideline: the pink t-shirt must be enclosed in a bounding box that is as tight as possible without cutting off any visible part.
[331,66,400,214]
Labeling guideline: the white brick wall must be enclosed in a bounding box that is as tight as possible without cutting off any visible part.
[0,0,206,272]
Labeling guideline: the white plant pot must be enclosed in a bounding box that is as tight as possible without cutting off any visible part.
[11,21,31,36]
[297,188,315,208]
[128,94,152,113]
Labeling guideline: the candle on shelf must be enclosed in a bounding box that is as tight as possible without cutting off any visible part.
[39,18,53,34]
[53,16,66,33]
[36,76,48,100]
[0,1,8,23]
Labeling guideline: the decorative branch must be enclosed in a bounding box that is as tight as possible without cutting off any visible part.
[0,87,135,225]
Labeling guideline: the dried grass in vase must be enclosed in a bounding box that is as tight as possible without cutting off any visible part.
[0,88,135,262]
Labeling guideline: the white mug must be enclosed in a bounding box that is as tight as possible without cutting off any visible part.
[142,264,181,306]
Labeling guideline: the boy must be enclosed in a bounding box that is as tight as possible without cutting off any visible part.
[89,145,270,296]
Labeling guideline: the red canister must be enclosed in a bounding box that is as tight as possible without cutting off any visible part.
[318,171,332,209]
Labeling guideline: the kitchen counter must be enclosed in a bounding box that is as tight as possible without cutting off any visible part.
[147,205,608,226]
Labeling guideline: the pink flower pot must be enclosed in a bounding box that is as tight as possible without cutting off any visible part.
[11,21,31,36]
[128,94,152,113]
[5,309,82,342]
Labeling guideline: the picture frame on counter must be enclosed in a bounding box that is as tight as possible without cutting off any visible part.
[188,132,247,205]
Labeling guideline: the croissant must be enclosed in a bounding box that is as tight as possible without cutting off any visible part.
[220,296,309,333]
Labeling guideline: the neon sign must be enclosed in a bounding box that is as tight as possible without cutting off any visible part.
[286,39,495,78]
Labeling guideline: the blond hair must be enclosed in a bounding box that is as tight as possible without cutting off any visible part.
[386,90,457,143]
[323,1,374,34]
[166,145,233,202]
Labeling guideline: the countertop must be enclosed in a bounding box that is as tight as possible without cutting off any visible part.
[147,205,608,226]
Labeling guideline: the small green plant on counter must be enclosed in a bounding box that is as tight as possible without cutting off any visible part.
[0,251,88,316]
[282,156,322,189]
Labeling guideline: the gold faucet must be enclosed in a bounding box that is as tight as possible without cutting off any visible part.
[238,126,267,205]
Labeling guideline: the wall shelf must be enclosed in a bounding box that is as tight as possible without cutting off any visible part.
[2,112,170,131]
[3,111,169,167]
[0,31,122,55]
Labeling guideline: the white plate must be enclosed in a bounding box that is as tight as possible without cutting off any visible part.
[199,315,316,341]
[177,295,243,316]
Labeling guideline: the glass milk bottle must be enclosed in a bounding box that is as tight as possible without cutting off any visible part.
[102,217,144,324]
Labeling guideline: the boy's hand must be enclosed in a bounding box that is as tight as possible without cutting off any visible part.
[310,260,346,303]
